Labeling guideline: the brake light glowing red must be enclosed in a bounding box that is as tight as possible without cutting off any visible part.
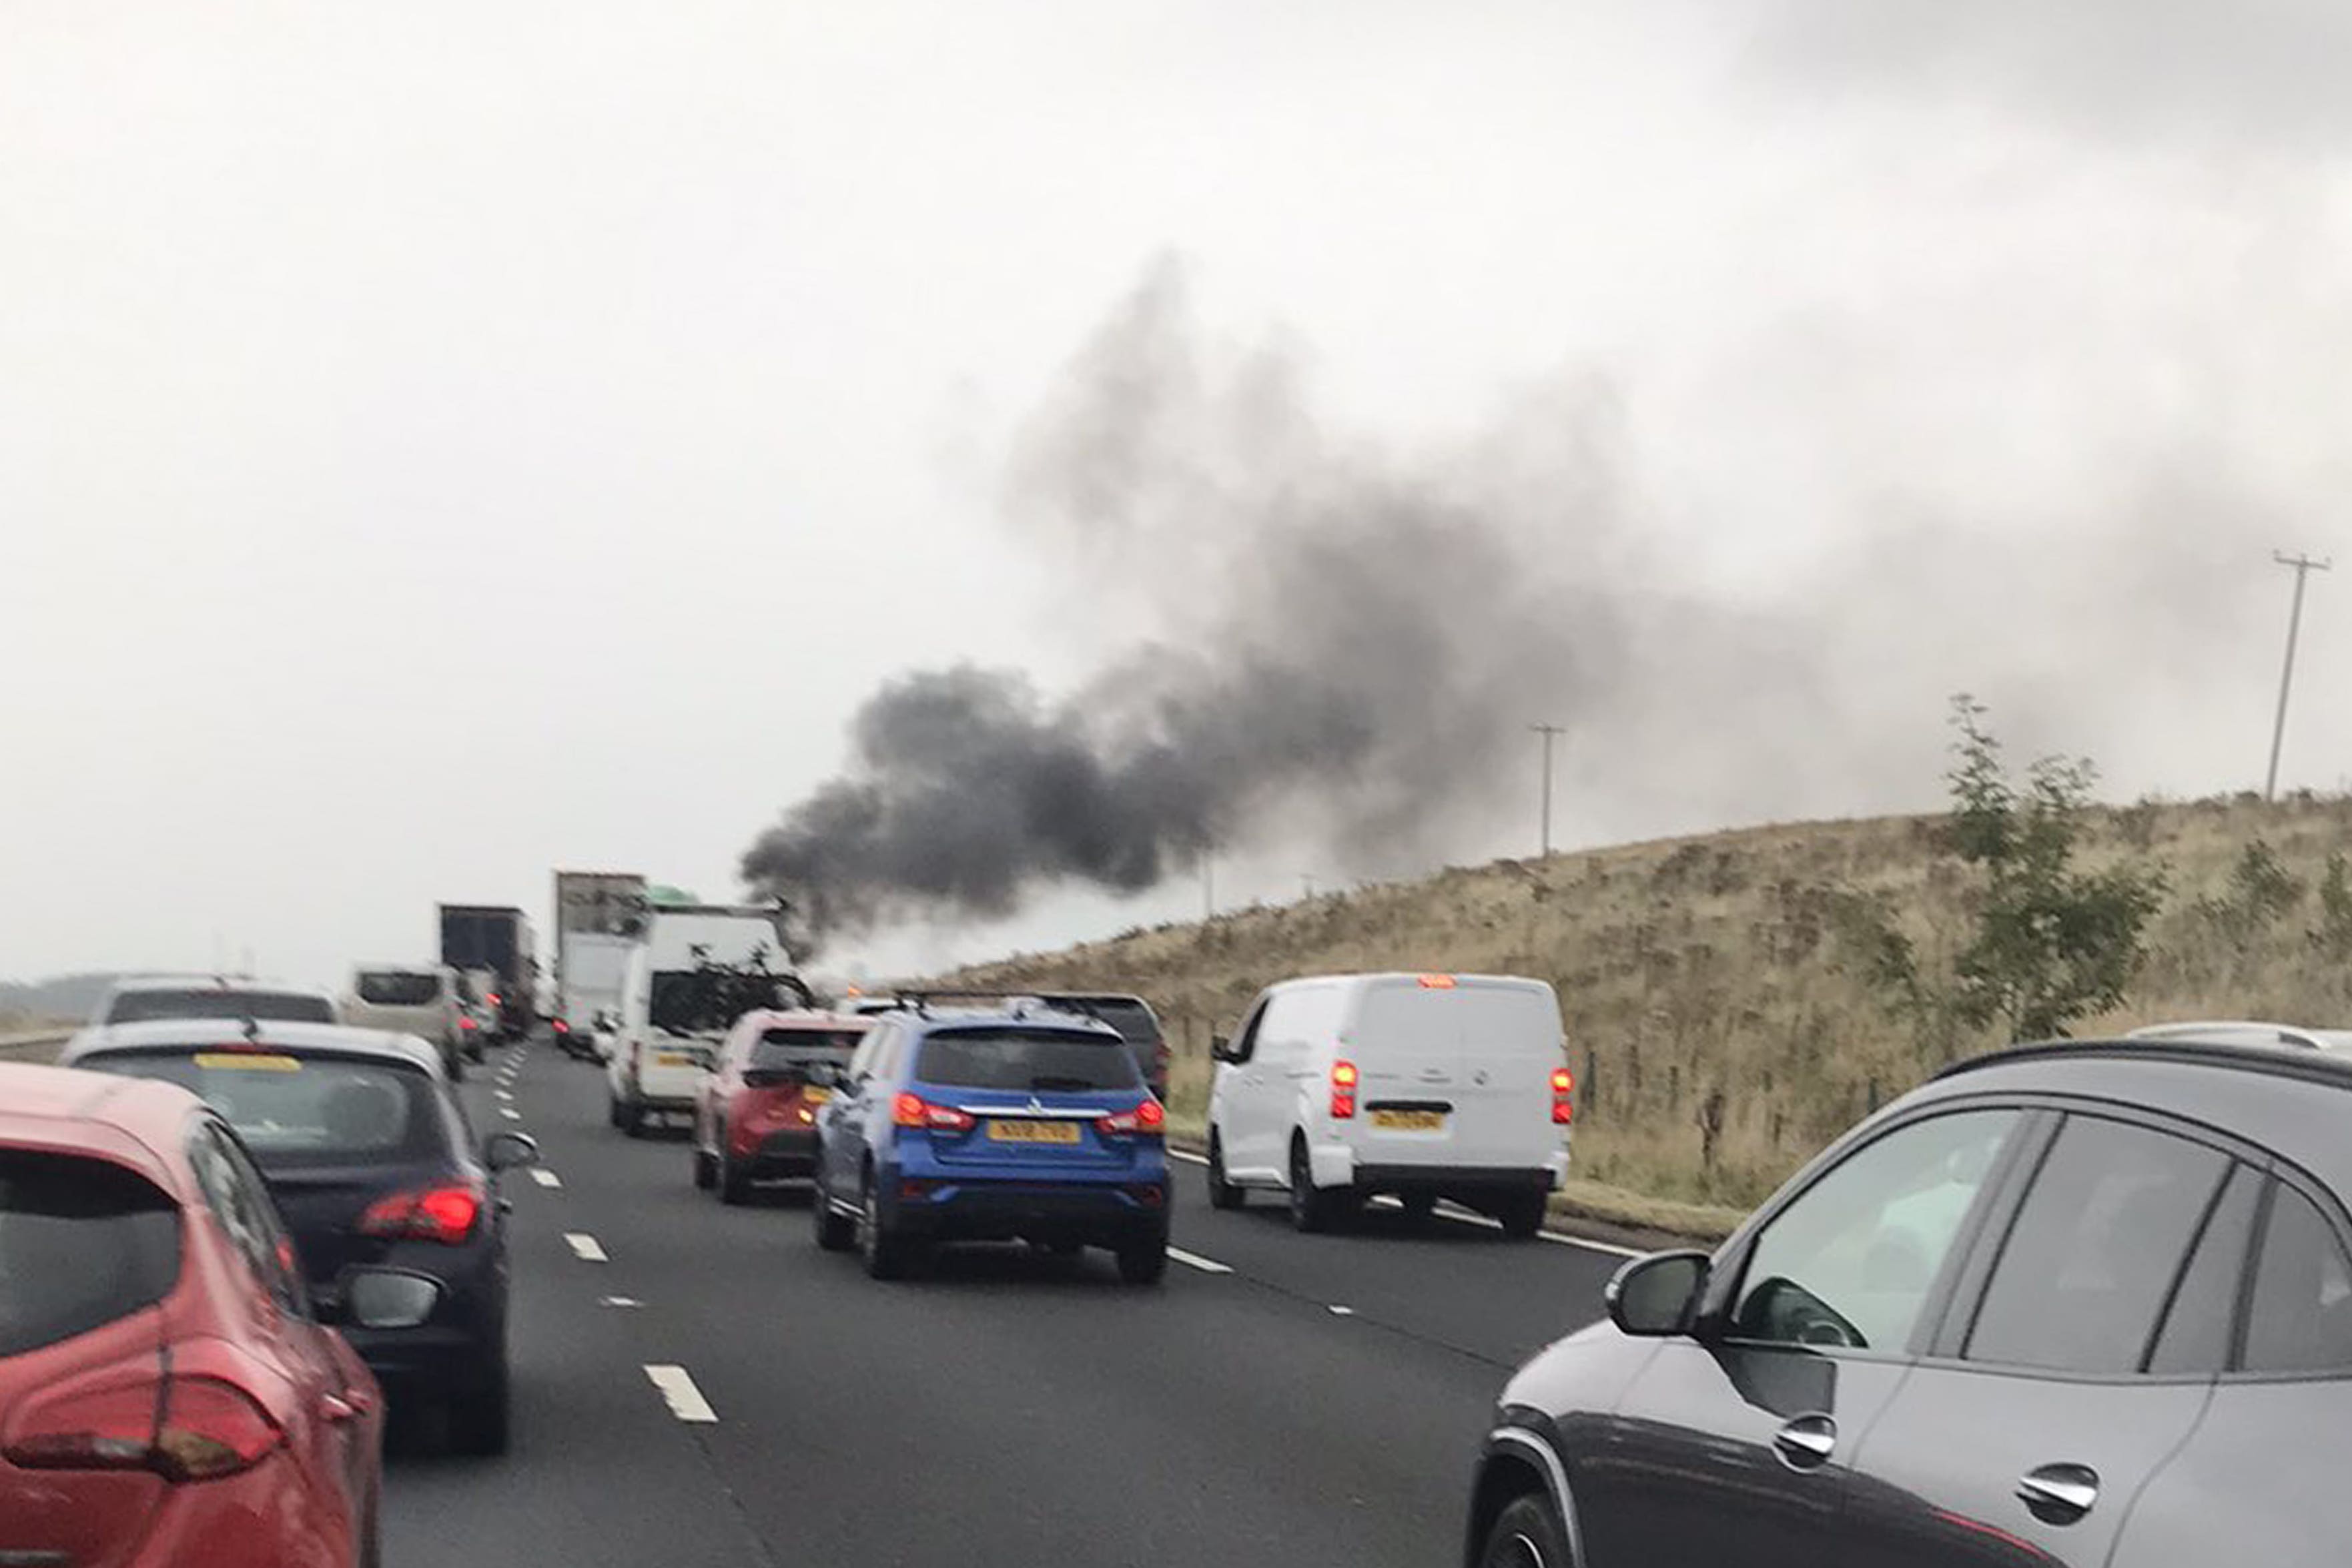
[1097,1098,1167,1138]
[552,1018,570,1034]
[459,1016,478,1032]
[1417,973,1457,990]
[486,992,501,1006]
[5,1374,284,1483]
[1330,1059,1358,1120]
[1551,1066,1575,1126]
[357,1180,484,1244]
[892,1093,975,1132]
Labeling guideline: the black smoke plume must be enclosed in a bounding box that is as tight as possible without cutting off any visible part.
[745,259,2307,947]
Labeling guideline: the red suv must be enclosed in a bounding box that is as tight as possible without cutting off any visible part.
[0,1063,385,1567]
[693,1010,872,1204]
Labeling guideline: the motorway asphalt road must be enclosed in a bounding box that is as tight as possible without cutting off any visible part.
[382,1035,1631,1568]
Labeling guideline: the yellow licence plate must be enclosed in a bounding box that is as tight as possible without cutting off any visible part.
[655,1052,696,1067]
[1371,1108,1447,1132]
[986,1119,1082,1145]
[193,1052,301,1072]
[803,1087,831,1105]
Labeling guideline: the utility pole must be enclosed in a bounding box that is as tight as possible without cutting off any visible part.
[1300,873,1316,901]
[1530,723,1566,857]
[2267,551,2331,801]
[1202,851,1215,921]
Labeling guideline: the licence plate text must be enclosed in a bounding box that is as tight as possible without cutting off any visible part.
[987,1120,1081,1145]
[1370,1108,1447,1132]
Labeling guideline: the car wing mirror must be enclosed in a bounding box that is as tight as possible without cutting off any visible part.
[1209,1034,1231,1062]
[1605,1250,1712,1338]
[483,1130,541,1172]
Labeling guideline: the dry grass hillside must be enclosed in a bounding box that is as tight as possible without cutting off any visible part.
[947,792,2352,1214]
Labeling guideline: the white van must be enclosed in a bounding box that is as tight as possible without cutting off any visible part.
[606,907,797,1135]
[1205,972,1571,1236]
[344,964,467,1076]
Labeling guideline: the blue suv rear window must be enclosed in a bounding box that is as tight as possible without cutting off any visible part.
[916,1030,1140,1092]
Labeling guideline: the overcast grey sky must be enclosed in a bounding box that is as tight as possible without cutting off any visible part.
[7,2,2352,989]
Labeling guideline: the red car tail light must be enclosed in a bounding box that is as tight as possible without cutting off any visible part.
[6,1374,283,1483]
[1551,1066,1576,1126]
[357,1180,484,1244]
[1096,1099,1167,1138]
[459,1016,478,1032]
[1330,1060,1358,1120]
[891,1093,975,1132]
[551,1018,570,1034]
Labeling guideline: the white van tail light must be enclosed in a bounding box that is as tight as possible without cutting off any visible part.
[1551,1066,1575,1126]
[1330,1060,1358,1120]
[1417,973,1457,990]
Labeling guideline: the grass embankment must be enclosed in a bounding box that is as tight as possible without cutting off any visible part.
[948,793,2352,1232]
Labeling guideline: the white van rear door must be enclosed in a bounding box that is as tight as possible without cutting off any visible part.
[1348,977,1563,1170]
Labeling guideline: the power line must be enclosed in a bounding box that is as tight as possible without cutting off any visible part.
[2267,550,2331,801]
[1530,723,1566,857]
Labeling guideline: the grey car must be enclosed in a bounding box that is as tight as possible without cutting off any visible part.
[1465,1036,2352,1566]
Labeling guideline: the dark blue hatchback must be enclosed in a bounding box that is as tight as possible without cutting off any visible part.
[812,1008,1170,1283]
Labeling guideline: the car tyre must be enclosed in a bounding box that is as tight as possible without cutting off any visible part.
[1288,1137,1338,1234]
[607,1094,626,1130]
[1497,1192,1546,1240]
[857,1170,912,1280]
[1116,1234,1168,1286]
[1479,1493,1569,1568]
[813,1173,855,1252]
[717,1144,751,1206]
[621,1099,646,1140]
[446,1364,510,1457]
[1206,1132,1244,1210]
[692,1146,717,1190]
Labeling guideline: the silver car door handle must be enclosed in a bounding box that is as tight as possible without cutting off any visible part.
[1771,1415,1838,1469]
[2017,1464,2100,1522]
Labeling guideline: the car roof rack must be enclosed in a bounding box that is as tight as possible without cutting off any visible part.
[1936,1036,2352,1091]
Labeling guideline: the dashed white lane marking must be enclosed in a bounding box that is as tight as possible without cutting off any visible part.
[495,1088,514,1102]
[530,1168,561,1188]
[1167,1246,1233,1274]
[564,1232,608,1262]
[1168,1149,1208,1167]
[1328,1304,1355,1316]
[645,1364,717,1423]
[600,1296,643,1309]
[500,1106,521,1120]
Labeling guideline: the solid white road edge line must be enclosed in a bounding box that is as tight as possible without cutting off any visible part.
[1172,1146,1643,1258]
[1166,1246,1233,1274]
[530,1169,561,1188]
[564,1232,608,1262]
[645,1364,718,1423]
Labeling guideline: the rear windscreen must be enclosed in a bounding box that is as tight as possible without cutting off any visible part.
[1056,998,1158,1045]
[75,1053,446,1170]
[751,1028,865,1072]
[106,989,336,1026]
[1354,984,1560,1055]
[0,1151,180,1356]
[915,1030,1141,1092]
[356,972,440,1007]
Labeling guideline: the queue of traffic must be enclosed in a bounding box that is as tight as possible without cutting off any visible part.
[10,961,2352,1567]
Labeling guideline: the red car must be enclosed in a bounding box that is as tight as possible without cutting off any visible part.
[693,1010,872,1204]
[0,1063,384,1567]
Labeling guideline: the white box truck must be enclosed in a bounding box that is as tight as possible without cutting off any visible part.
[605,903,807,1136]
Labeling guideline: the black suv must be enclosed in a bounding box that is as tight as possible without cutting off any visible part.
[1466,1037,2352,1567]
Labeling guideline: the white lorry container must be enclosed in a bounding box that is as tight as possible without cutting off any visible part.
[1204,971,1572,1236]
[558,933,638,1061]
[605,905,799,1136]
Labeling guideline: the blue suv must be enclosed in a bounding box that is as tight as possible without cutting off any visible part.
[811,1007,1170,1284]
